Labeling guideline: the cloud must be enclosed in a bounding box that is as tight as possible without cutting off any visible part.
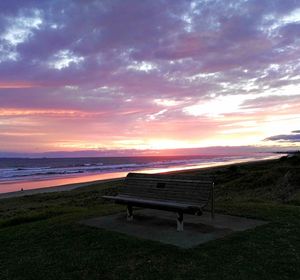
[265,130,300,142]
[1,0,300,152]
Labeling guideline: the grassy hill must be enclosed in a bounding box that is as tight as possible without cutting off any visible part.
[179,154,300,204]
[0,155,299,280]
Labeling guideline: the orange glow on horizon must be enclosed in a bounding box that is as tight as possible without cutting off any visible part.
[0,82,44,89]
[0,108,107,118]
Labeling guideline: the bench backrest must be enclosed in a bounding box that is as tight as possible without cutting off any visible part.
[120,173,213,206]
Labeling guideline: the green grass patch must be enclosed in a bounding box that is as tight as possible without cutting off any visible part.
[0,156,300,279]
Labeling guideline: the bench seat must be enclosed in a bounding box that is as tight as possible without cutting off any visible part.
[102,195,205,214]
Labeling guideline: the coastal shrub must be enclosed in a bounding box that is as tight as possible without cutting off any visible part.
[288,155,300,165]
[277,170,300,202]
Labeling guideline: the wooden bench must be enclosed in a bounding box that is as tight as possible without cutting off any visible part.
[102,173,215,231]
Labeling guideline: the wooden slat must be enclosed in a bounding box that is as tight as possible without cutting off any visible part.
[125,180,211,189]
[124,185,211,194]
[126,177,212,185]
[121,188,211,197]
[124,184,211,194]
[125,181,211,189]
[125,176,212,184]
[124,185,211,191]
[125,179,211,185]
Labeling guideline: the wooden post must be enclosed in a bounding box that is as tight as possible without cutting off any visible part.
[211,182,215,219]
[127,205,133,221]
[177,212,183,231]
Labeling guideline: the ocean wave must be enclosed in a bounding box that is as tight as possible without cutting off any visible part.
[0,154,274,183]
[0,158,210,181]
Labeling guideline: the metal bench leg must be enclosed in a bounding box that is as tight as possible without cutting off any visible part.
[127,205,133,221]
[177,212,183,231]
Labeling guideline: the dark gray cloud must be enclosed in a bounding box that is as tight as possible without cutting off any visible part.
[1,0,300,106]
[1,0,300,87]
[265,131,300,142]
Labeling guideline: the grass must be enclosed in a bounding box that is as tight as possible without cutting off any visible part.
[0,156,300,279]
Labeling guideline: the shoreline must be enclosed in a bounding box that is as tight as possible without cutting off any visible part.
[0,155,281,200]
[0,178,124,200]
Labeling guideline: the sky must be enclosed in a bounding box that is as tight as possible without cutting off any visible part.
[0,0,300,156]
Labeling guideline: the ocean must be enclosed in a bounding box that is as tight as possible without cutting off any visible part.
[0,153,280,194]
